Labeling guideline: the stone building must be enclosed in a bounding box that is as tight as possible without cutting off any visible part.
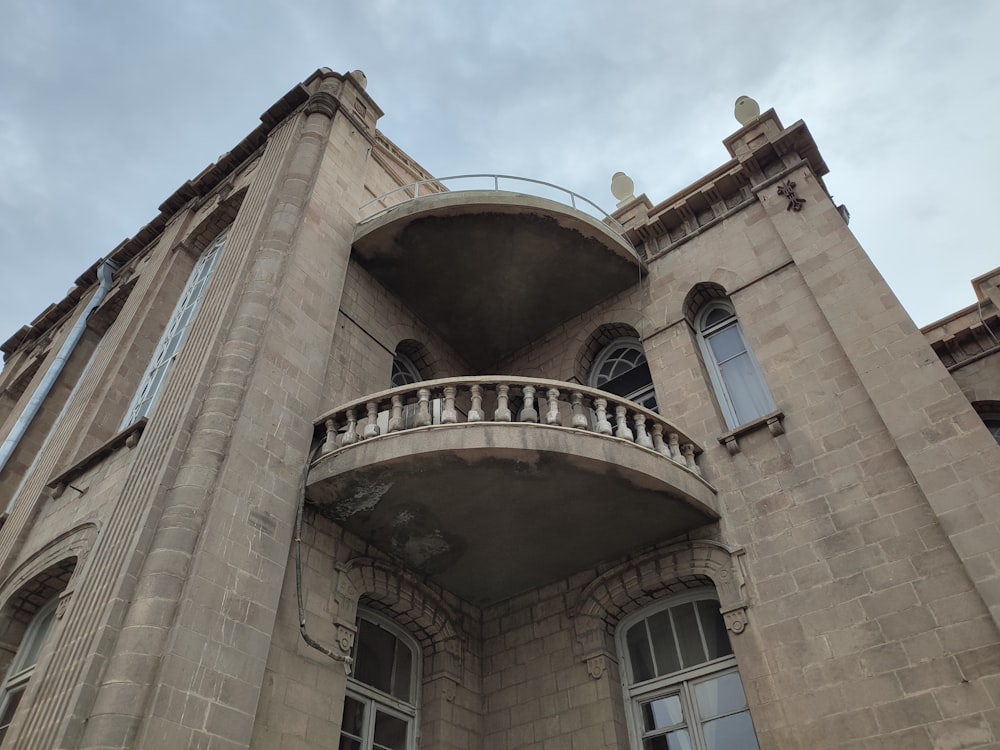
[0,68,999,750]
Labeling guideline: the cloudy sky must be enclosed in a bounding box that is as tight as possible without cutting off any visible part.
[1,1,997,354]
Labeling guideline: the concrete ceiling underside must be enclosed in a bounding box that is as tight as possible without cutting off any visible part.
[306,425,717,607]
[352,193,644,371]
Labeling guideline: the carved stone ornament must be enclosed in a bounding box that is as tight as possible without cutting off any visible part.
[436,676,458,702]
[335,623,356,655]
[56,589,74,620]
[776,180,805,212]
[586,655,607,680]
[722,606,749,635]
[304,90,340,119]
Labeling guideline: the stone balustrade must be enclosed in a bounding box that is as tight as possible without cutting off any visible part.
[313,376,704,476]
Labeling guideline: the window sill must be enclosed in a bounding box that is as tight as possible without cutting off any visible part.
[717,410,784,455]
[48,418,147,498]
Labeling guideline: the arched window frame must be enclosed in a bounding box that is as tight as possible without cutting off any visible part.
[340,609,421,750]
[390,352,421,389]
[121,228,229,427]
[977,412,1000,446]
[695,301,775,430]
[588,337,658,412]
[617,589,759,750]
[0,597,58,744]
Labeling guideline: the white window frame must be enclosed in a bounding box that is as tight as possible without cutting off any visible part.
[121,229,228,427]
[0,597,58,744]
[695,301,775,429]
[340,610,420,750]
[617,590,759,750]
[588,337,658,412]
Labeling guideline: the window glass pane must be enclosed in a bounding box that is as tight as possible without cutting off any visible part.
[338,738,362,750]
[355,619,396,694]
[373,710,408,750]
[17,607,56,670]
[626,622,656,682]
[983,418,1000,445]
[695,672,748,719]
[701,711,758,750]
[671,603,707,669]
[391,636,412,701]
[647,610,681,676]
[696,600,733,661]
[339,696,365,740]
[707,326,746,363]
[0,686,24,733]
[642,695,684,729]
[643,729,692,750]
[718,354,773,425]
[702,308,731,330]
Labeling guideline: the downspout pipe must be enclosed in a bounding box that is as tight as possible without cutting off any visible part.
[0,258,119,475]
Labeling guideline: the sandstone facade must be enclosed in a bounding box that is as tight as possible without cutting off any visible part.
[0,69,999,750]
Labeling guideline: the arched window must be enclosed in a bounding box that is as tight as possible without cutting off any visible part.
[0,598,58,744]
[619,592,758,750]
[122,228,229,426]
[984,417,1000,446]
[695,301,774,429]
[390,352,421,388]
[589,337,658,412]
[339,611,419,750]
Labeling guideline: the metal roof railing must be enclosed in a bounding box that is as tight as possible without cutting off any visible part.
[357,174,627,237]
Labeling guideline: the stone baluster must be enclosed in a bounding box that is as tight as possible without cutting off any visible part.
[322,418,338,454]
[388,395,404,432]
[495,384,511,422]
[416,388,432,427]
[570,391,588,429]
[342,408,359,445]
[363,401,380,439]
[668,432,683,463]
[614,405,634,442]
[651,423,670,457]
[594,398,613,435]
[519,385,538,423]
[546,388,562,426]
[682,443,701,475]
[442,385,458,424]
[468,384,484,422]
[633,413,653,449]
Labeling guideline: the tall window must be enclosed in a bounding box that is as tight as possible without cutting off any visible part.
[620,592,759,750]
[121,229,228,426]
[695,301,774,429]
[589,337,658,412]
[339,612,419,750]
[0,598,58,744]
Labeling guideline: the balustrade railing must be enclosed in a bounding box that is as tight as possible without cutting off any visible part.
[313,376,704,476]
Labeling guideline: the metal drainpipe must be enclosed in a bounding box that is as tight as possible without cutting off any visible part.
[0,258,118,475]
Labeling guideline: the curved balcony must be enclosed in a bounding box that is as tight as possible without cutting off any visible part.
[353,176,645,371]
[307,376,718,606]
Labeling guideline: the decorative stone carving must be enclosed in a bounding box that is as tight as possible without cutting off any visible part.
[304,90,340,119]
[776,179,805,212]
[56,589,73,620]
[586,655,607,680]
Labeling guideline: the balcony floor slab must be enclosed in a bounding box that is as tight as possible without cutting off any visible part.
[307,424,717,606]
